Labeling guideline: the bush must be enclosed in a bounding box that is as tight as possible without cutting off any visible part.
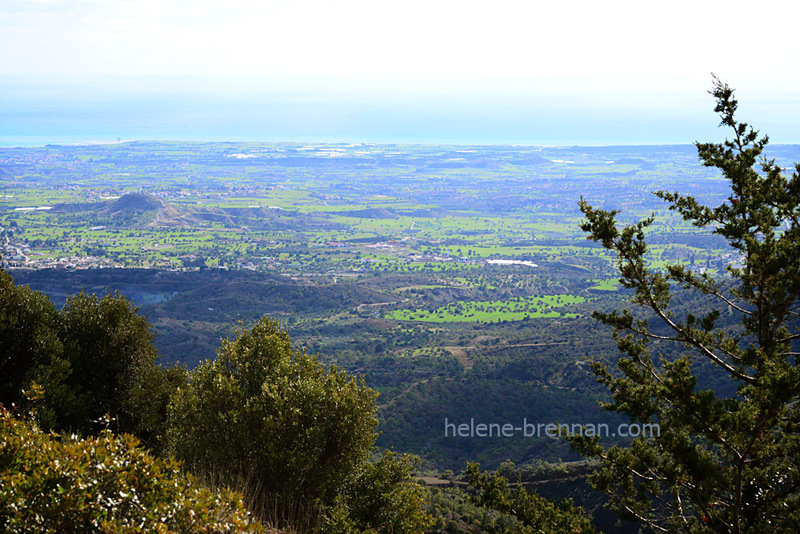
[0,268,185,451]
[58,290,167,438]
[465,461,598,533]
[167,317,379,504]
[328,450,434,534]
[0,269,62,410]
[0,407,264,533]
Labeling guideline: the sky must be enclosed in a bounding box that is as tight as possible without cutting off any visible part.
[2,0,799,145]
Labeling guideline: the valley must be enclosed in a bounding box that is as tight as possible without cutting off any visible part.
[4,141,796,472]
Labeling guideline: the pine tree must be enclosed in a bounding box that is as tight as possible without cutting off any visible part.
[573,78,800,533]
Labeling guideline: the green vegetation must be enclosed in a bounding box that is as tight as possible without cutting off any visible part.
[1,142,740,274]
[589,278,619,291]
[465,461,598,533]
[3,84,800,532]
[0,271,432,533]
[572,79,800,532]
[166,317,431,533]
[0,268,62,411]
[326,450,434,534]
[0,407,263,533]
[2,139,761,490]
[0,268,184,450]
[168,317,374,500]
[387,295,586,323]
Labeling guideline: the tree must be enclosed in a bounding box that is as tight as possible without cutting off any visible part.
[326,450,434,534]
[464,461,598,533]
[124,360,187,453]
[0,269,63,410]
[573,77,800,532]
[57,290,184,447]
[0,270,183,450]
[167,317,380,504]
[60,291,158,416]
[167,317,433,532]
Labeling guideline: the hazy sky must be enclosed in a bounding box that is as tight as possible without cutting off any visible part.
[2,0,799,144]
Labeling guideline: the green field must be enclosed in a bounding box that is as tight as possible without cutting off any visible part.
[5,140,791,478]
[1,141,741,275]
[386,295,587,323]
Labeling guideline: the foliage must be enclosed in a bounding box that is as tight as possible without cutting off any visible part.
[1,271,429,532]
[167,316,380,504]
[465,461,598,533]
[0,406,264,533]
[573,77,800,532]
[0,269,63,410]
[124,361,188,453]
[167,317,434,532]
[386,294,586,323]
[57,290,183,441]
[425,486,531,534]
[323,450,434,534]
[0,269,185,451]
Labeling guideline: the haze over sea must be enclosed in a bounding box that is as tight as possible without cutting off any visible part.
[4,75,799,148]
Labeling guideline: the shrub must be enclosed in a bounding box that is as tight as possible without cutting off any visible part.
[0,407,264,533]
[0,270,184,451]
[330,450,434,534]
[167,317,379,504]
[0,269,62,410]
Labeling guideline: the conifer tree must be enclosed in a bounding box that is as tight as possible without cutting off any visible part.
[573,78,800,532]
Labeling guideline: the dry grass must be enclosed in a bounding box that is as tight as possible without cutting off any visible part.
[194,467,324,533]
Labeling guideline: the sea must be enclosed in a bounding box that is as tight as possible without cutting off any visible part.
[2,76,795,147]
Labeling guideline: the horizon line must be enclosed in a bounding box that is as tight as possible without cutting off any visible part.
[0,138,772,150]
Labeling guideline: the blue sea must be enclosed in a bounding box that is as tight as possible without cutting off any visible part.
[2,75,796,147]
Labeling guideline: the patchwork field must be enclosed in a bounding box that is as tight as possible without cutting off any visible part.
[4,141,797,473]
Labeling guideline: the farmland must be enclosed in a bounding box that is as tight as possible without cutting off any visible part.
[4,141,798,471]
[387,294,587,322]
[1,141,758,274]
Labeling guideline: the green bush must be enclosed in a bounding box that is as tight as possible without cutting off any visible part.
[2,269,431,532]
[330,450,434,534]
[465,461,598,533]
[58,290,185,446]
[167,317,379,504]
[167,317,433,532]
[0,407,264,533]
[0,269,184,451]
[0,269,63,410]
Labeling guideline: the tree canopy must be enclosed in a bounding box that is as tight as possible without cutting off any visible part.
[0,269,62,410]
[0,273,184,449]
[573,77,800,532]
[166,317,432,532]
[0,270,431,533]
[167,317,379,503]
[465,461,598,533]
